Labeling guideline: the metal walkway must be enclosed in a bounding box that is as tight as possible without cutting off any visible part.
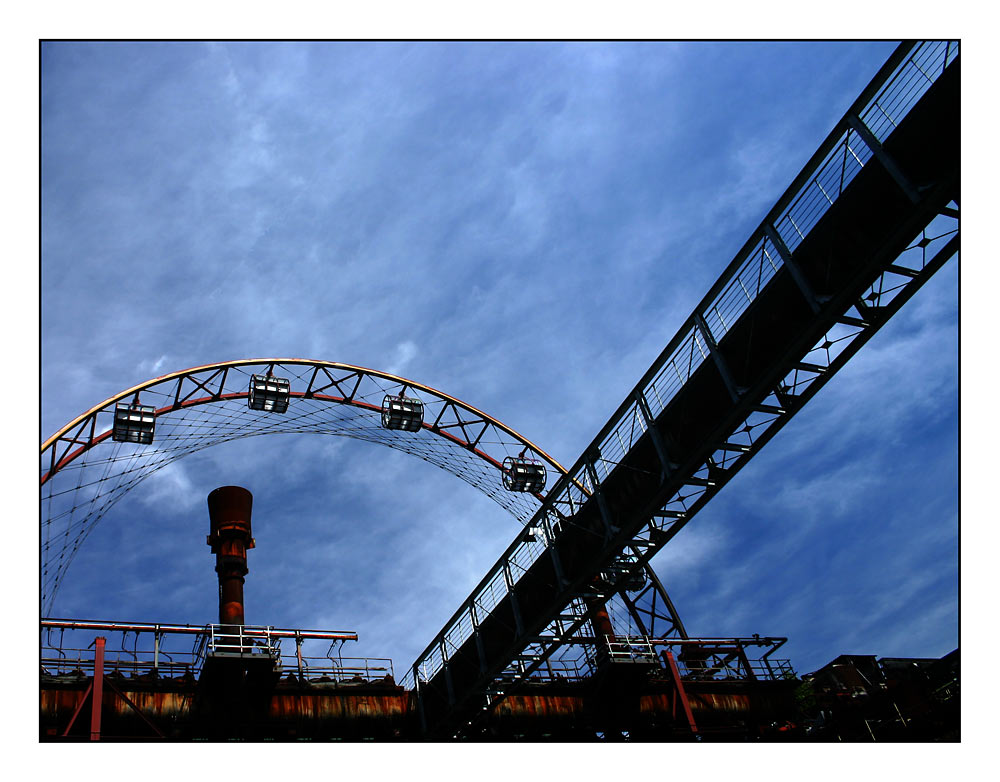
[404,40,960,737]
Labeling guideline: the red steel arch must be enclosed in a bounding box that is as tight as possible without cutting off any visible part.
[42,358,566,485]
[41,358,569,614]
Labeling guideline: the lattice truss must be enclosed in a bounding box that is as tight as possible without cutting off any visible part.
[624,208,959,552]
[40,360,566,615]
[491,579,687,684]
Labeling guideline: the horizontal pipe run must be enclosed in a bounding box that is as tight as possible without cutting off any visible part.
[518,635,788,648]
[647,637,788,646]
[41,619,359,642]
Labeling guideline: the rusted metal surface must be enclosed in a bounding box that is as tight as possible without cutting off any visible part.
[41,674,800,739]
[43,675,196,738]
[677,691,753,713]
[681,680,800,720]
[105,688,193,722]
[207,486,254,628]
[495,693,589,721]
[269,692,412,722]
[56,680,93,737]
[41,631,798,739]
[663,650,698,734]
[90,636,105,740]
[489,687,790,719]
[40,627,801,739]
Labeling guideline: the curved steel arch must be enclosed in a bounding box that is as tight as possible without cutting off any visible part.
[41,358,569,614]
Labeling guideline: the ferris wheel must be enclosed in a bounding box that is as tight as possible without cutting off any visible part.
[40,358,568,615]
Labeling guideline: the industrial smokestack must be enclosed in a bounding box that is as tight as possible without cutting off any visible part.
[207,486,255,630]
[586,598,617,663]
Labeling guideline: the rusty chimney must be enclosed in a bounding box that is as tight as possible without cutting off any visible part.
[207,486,255,630]
[586,599,617,654]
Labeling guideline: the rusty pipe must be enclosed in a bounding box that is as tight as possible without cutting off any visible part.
[585,600,617,644]
[40,620,358,641]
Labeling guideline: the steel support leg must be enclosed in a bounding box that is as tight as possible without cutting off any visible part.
[847,113,921,204]
[663,651,698,736]
[90,636,105,741]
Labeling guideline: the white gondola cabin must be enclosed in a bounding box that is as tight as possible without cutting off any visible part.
[249,374,290,413]
[381,394,424,432]
[112,402,156,444]
[502,456,546,493]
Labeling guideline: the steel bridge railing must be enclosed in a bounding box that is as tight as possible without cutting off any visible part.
[207,624,282,659]
[40,619,395,684]
[488,635,795,684]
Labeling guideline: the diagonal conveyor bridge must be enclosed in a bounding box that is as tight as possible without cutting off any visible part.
[403,40,960,738]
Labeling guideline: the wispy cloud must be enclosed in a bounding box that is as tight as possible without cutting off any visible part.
[137,461,200,512]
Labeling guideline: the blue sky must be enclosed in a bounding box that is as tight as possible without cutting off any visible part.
[40,40,957,680]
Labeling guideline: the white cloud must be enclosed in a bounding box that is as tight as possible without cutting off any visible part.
[137,460,200,512]
[386,340,419,377]
[137,354,169,377]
